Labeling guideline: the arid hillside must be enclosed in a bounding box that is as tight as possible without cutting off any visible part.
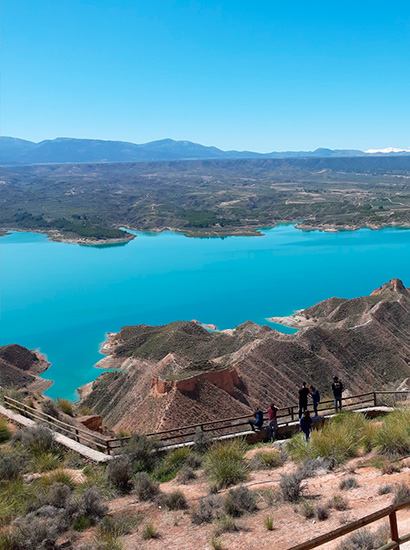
[81,279,410,432]
[0,343,51,392]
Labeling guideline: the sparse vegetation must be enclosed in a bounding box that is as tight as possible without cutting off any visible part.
[279,473,304,503]
[0,419,11,443]
[13,424,54,455]
[224,486,257,517]
[378,484,393,495]
[142,522,158,540]
[177,465,197,483]
[107,455,132,492]
[264,515,274,531]
[204,439,248,490]
[249,449,285,470]
[214,514,238,535]
[327,494,348,511]
[300,500,315,519]
[56,398,74,416]
[160,490,188,510]
[336,525,389,550]
[339,477,358,491]
[193,427,213,454]
[392,482,410,505]
[191,495,222,525]
[41,400,59,419]
[316,505,330,521]
[133,472,160,501]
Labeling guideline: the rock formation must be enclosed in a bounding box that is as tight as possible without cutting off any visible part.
[81,279,410,432]
[0,344,52,392]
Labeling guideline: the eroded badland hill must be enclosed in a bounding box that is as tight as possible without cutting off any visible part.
[81,279,410,432]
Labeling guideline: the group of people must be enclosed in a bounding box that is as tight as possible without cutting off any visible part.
[248,375,344,443]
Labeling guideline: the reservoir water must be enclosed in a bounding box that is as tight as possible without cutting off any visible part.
[1,224,410,400]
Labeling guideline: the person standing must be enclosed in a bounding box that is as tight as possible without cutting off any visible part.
[298,382,309,418]
[267,402,278,442]
[332,376,344,412]
[300,410,312,442]
[309,385,320,417]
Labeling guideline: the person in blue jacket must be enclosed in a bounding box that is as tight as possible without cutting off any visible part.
[249,408,264,431]
[309,385,320,417]
[300,410,313,442]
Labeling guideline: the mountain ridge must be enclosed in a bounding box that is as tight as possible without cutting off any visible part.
[2,136,410,165]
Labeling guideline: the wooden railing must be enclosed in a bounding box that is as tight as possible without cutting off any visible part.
[287,500,410,550]
[3,395,110,454]
[105,390,410,454]
[4,390,409,455]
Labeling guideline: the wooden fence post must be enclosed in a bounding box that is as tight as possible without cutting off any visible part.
[373,392,377,407]
[75,429,79,443]
[106,441,111,455]
[389,510,399,546]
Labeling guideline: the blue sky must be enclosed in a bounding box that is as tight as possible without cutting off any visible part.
[2,1,410,151]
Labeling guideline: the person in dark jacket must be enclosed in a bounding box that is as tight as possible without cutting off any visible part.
[332,376,344,412]
[249,408,264,431]
[309,385,320,417]
[298,382,309,418]
[300,410,313,442]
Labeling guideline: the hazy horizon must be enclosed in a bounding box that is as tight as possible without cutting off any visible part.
[2,1,409,151]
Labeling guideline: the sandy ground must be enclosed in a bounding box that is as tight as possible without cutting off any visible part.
[94,450,410,550]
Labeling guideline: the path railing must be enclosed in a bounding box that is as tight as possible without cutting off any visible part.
[3,395,110,454]
[105,390,410,454]
[287,499,410,550]
[3,390,409,455]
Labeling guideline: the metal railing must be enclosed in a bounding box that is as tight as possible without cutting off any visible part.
[288,500,410,550]
[4,390,409,455]
[105,390,410,454]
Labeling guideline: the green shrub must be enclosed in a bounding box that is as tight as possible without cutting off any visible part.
[214,514,238,535]
[223,486,257,517]
[279,473,304,503]
[0,419,11,444]
[211,535,224,550]
[154,446,192,482]
[13,424,54,455]
[160,490,188,510]
[249,449,284,470]
[375,410,410,458]
[286,433,310,461]
[133,472,160,501]
[193,427,213,454]
[204,439,248,490]
[122,434,159,473]
[300,500,315,518]
[39,469,75,489]
[56,398,74,416]
[98,512,142,537]
[142,523,158,540]
[0,454,24,481]
[0,528,21,550]
[264,515,274,531]
[107,456,132,492]
[28,451,61,473]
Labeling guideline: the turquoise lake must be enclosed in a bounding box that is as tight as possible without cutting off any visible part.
[1,224,410,400]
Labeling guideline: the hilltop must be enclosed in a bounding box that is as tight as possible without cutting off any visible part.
[81,279,410,432]
[0,344,52,393]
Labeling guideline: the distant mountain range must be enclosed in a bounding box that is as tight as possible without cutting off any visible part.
[1,136,410,164]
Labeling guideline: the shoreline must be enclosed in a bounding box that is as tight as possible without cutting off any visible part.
[0,227,136,246]
[3,219,410,242]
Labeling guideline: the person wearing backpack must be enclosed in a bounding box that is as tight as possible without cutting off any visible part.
[332,376,344,412]
[309,385,320,417]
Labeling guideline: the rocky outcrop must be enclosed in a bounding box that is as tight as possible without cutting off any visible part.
[0,344,52,392]
[81,279,410,433]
